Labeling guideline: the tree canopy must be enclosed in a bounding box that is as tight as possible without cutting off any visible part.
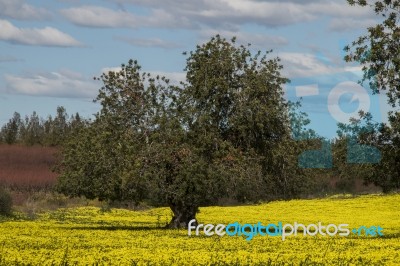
[345,0,400,107]
[344,0,400,192]
[57,36,314,228]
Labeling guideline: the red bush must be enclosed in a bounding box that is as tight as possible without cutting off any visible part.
[0,145,58,191]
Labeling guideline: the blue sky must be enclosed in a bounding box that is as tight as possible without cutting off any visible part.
[0,0,390,138]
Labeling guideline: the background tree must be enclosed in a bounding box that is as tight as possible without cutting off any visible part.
[333,112,380,191]
[335,111,400,192]
[0,107,87,147]
[43,106,71,146]
[20,111,44,146]
[0,112,22,144]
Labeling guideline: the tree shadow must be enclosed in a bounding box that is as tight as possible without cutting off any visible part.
[64,225,168,231]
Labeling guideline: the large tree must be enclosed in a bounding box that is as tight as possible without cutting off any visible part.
[344,0,400,192]
[57,36,304,228]
[345,0,400,107]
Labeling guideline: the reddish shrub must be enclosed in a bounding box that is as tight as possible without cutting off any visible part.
[0,145,58,191]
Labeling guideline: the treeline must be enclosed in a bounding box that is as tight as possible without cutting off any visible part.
[0,107,87,146]
[0,105,390,198]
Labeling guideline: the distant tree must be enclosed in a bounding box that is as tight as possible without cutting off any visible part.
[0,107,86,147]
[69,113,86,132]
[0,112,22,144]
[336,112,400,192]
[57,36,309,228]
[21,111,44,146]
[333,113,379,191]
[52,106,69,144]
[42,115,53,145]
[43,106,70,146]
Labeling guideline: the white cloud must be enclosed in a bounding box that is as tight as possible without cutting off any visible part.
[279,53,341,78]
[102,0,376,30]
[306,1,374,18]
[60,5,192,28]
[112,0,314,27]
[329,18,377,32]
[0,19,82,47]
[279,53,367,95]
[0,66,186,99]
[0,0,51,20]
[116,37,182,48]
[60,6,138,28]
[4,69,98,98]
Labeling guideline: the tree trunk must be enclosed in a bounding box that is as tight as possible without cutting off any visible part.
[166,201,198,229]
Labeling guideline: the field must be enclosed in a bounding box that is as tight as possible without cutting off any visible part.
[0,194,398,265]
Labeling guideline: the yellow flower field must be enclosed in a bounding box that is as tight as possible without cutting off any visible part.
[0,194,399,265]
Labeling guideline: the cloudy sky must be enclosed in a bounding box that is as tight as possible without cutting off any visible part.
[0,0,389,138]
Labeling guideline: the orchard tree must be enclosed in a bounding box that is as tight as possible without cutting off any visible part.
[57,36,304,228]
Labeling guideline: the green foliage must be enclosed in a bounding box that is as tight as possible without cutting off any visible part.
[20,111,44,146]
[43,106,70,146]
[0,112,21,145]
[335,111,400,192]
[344,0,400,107]
[0,107,87,146]
[370,112,400,192]
[0,188,12,216]
[288,101,318,141]
[343,1,400,192]
[57,36,313,228]
[180,36,308,200]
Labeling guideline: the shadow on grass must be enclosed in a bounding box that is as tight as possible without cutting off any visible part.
[375,232,400,239]
[341,233,400,240]
[64,225,169,231]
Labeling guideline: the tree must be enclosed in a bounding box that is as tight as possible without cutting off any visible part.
[180,36,307,200]
[344,0,400,192]
[333,112,380,191]
[20,111,44,146]
[345,0,400,107]
[334,111,400,192]
[0,112,22,144]
[43,106,70,146]
[69,112,86,133]
[57,36,305,228]
[0,107,86,147]
[375,112,400,191]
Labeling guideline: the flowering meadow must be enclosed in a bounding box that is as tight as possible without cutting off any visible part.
[0,194,398,265]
